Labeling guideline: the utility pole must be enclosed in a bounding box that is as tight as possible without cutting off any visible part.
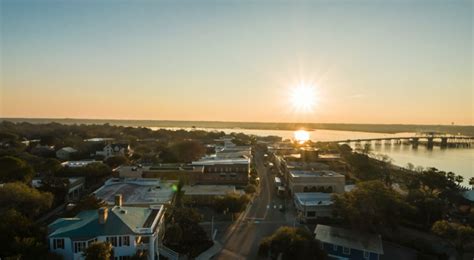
[211,215,214,240]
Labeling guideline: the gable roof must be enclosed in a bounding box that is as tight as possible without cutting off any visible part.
[315,225,383,254]
[49,206,162,240]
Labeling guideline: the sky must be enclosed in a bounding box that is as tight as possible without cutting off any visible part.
[1,0,473,125]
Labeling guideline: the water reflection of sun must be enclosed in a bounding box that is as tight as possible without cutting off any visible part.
[294,130,310,144]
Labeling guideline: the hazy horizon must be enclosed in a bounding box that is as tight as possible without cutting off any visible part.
[1,0,473,125]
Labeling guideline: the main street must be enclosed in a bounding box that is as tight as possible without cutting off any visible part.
[214,147,300,260]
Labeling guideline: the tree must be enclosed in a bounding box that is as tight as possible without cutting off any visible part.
[164,208,212,257]
[160,140,206,163]
[454,175,464,186]
[258,226,327,260]
[244,184,257,194]
[214,193,250,214]
[470,177,474,188]
[105,155,129,168]
[362,143,372,155]
[83,241,113,260]
[0,156,35,183]
[332,180,409,233]
[431,220,474,254]
[65,195,106,217]
[0,182,53,219]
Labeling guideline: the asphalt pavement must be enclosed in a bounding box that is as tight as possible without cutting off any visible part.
[213,148,300,260]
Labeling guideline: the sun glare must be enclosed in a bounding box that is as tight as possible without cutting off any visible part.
[290,83,317,112]
[294,130,310,144]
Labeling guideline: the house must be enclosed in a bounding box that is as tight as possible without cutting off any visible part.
[56,147,78,160]
[48,199,165,260]
[32,177,85,202]
[93,178,175,206]
[294,192,333,222]
[314,225,383,260]
[95,143,131,159]
[287,170,345,194]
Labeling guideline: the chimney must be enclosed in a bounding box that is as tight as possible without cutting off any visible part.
[115,194,122,207]
[98,207,108,224]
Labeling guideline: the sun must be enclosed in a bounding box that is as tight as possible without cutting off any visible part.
[290,83,317,112]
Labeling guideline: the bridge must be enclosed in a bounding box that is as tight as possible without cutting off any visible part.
[332,133,474,149]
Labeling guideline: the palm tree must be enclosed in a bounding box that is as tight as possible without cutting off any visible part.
[469,177,474,189]
[455,175,464,186]
[446,171,455,182]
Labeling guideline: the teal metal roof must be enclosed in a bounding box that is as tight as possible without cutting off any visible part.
[49,206,158,240]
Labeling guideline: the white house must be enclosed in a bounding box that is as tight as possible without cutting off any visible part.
[95,143,131,159]
[48,196,165,260]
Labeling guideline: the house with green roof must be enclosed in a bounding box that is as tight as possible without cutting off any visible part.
[48,195,165,260]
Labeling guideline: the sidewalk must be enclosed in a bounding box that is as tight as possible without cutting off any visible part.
[195,241,223,260]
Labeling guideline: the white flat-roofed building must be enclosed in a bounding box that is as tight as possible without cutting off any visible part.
[93,178,175,206]
[294,192,333,221]
[288,170,345,194]
[61,160,100,168]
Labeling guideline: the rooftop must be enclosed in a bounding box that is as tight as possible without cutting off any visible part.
[182,185,238,196]
[314,225,383,254]
[49,205,163,239]
[295,192,333,206]
[290,170,343,178]
[191,157,250,165]
[58,147,78,153]
[61,160,100,168]
[84,138,115,142]
[93,178,175,206]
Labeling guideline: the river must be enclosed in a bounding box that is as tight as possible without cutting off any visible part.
[151,127,474,185]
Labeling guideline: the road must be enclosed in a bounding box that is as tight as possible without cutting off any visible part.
[214,148,300,260]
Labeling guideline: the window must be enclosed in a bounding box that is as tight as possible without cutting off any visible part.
[343,247,351,255]
[123,236,130,246]
[333,244,338,251]
[53,238,65,250]
[219,173,226,177]
[74,241,86,253]
[106,236,118,247]
[363,251,370,259]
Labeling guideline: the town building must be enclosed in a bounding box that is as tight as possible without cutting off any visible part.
[56,147,78,160]
[191,157,250,186]
[93,178,175,207]
[314,225,384,260]
[48,200,165,260]
[117,164,204,182]
[287,170,345,194]
[95,143,132,159]
[294,192,333,222]
[182,185,241,205]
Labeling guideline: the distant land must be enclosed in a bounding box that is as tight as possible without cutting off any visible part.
[1,118,474,136]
